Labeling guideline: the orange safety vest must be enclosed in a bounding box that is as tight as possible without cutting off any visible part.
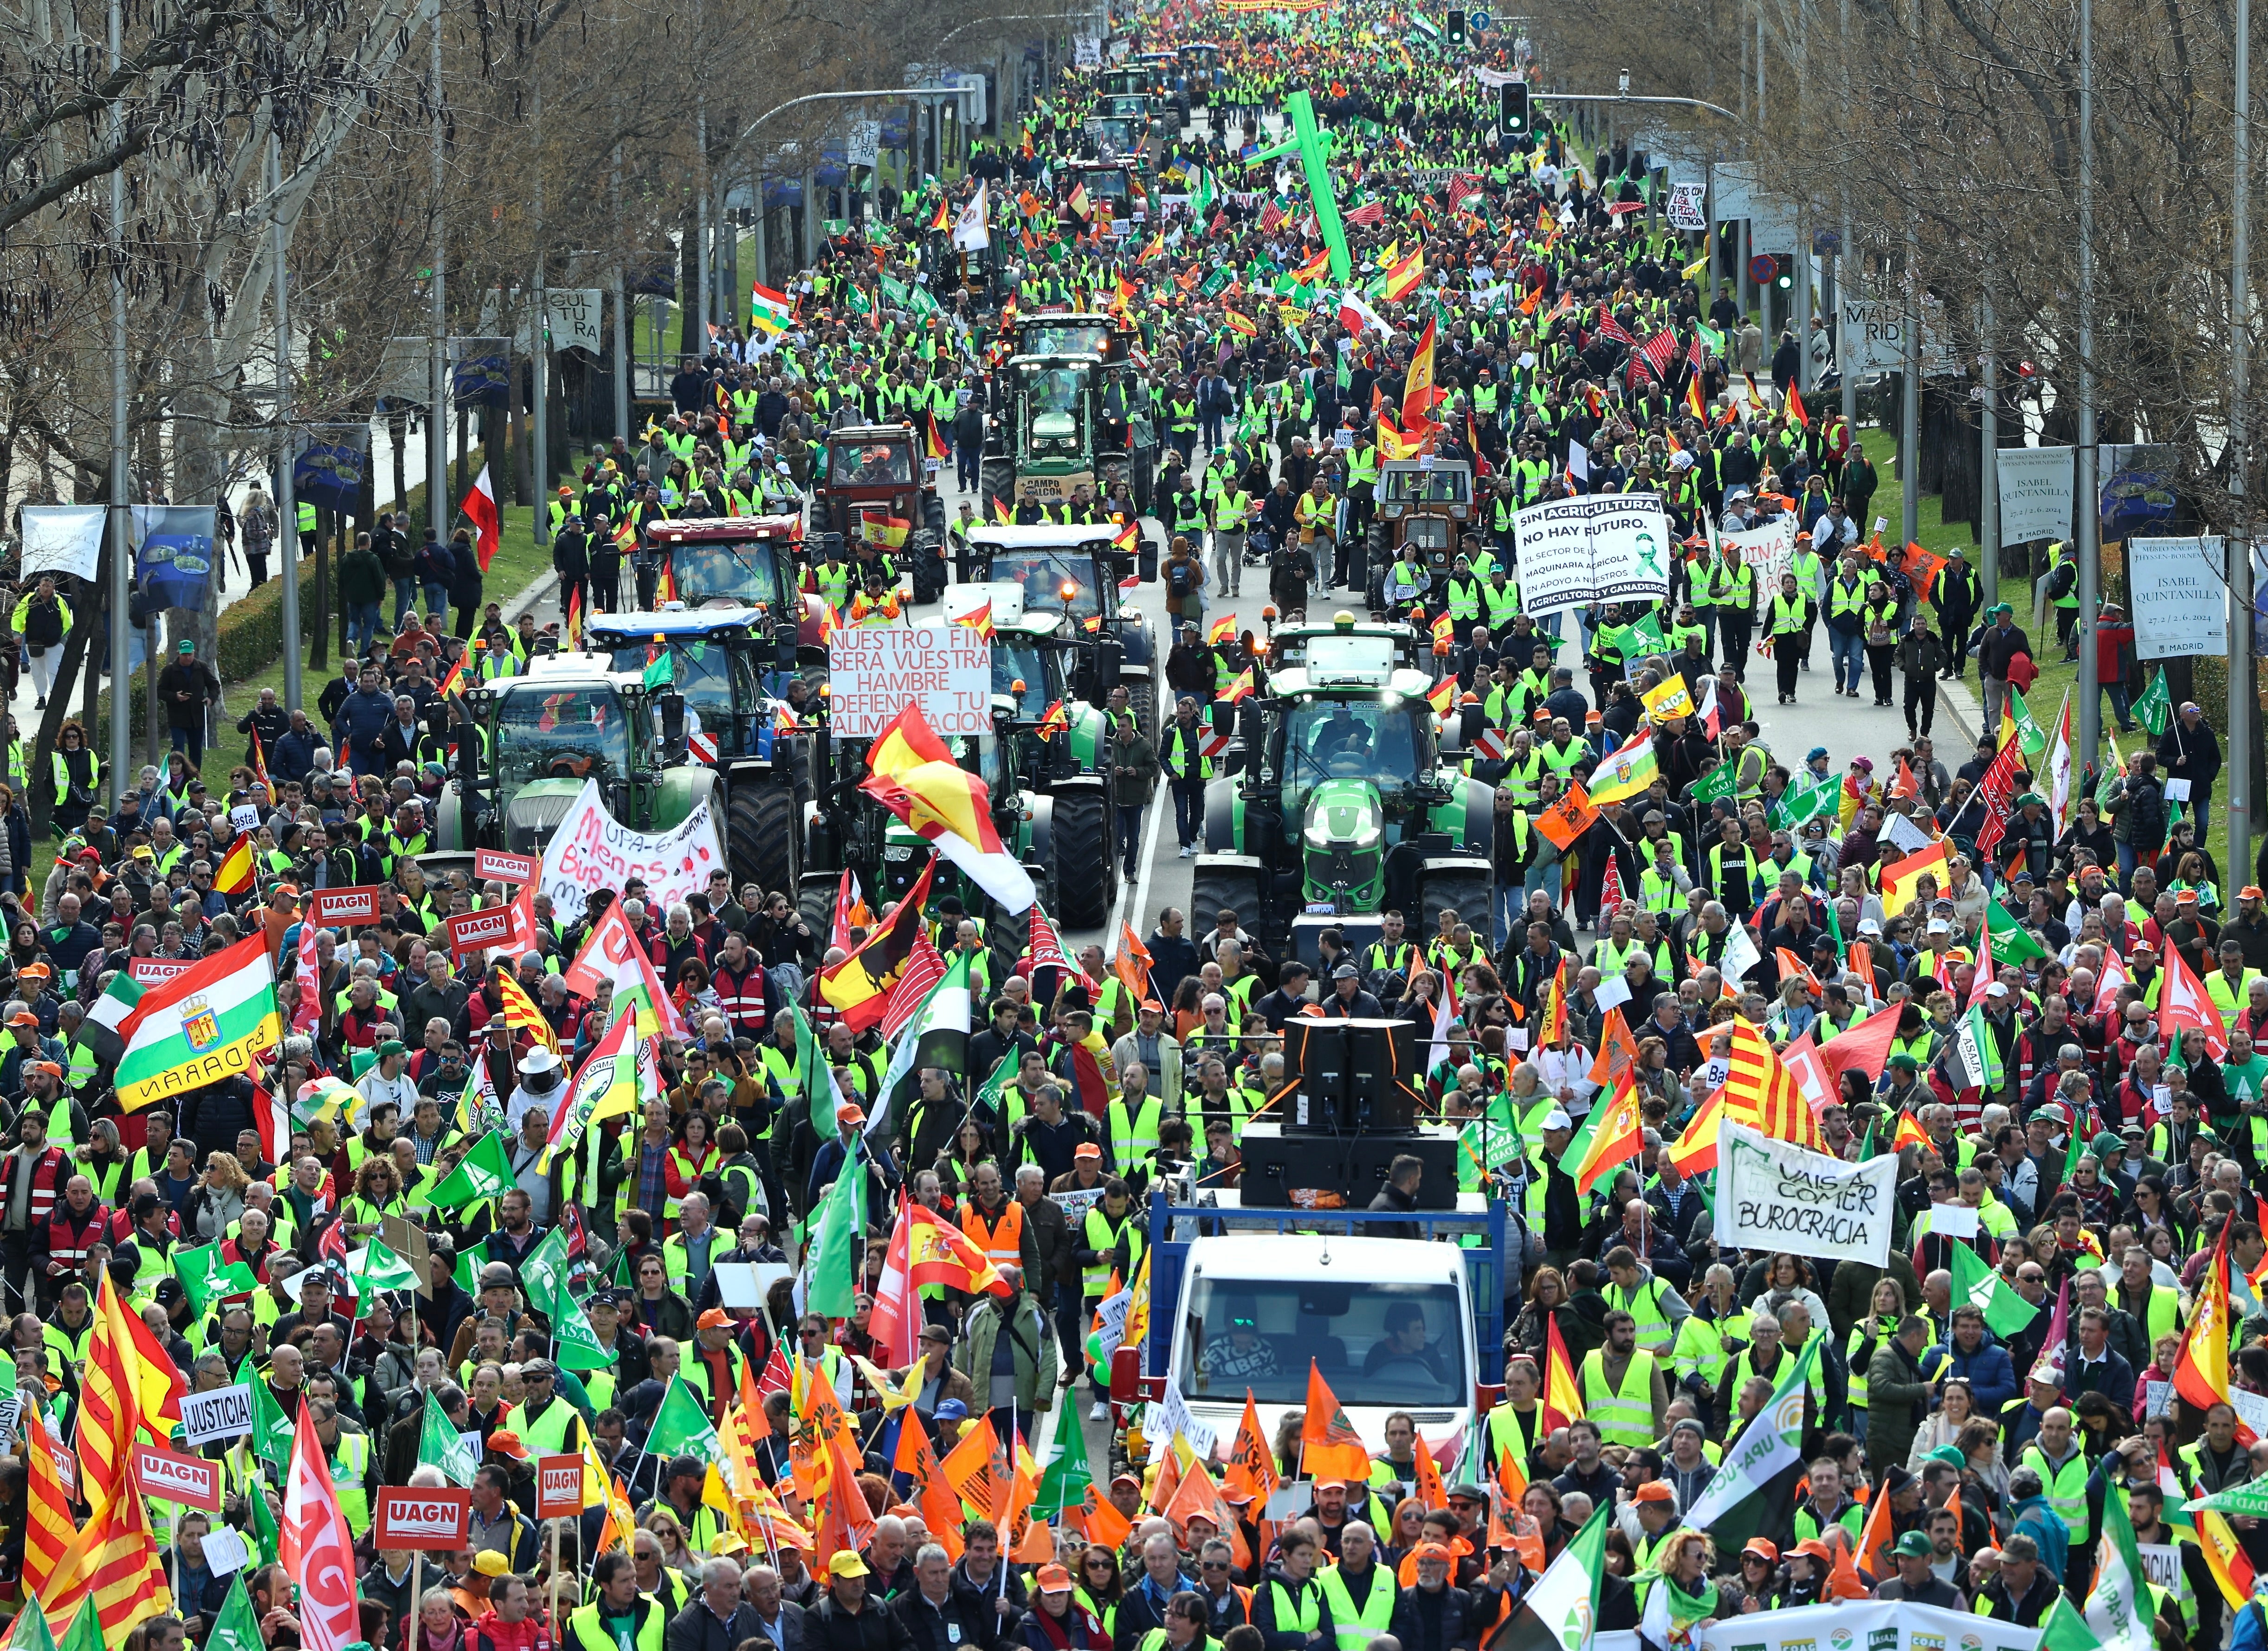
[959,1197,1025,1269]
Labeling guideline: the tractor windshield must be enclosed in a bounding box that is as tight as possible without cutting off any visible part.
[666,537,784,607]
[835,441,914,485]
[492,685,634,786]
[1079,169,1132,202]
[1275,698,1434,817]
[1020,366,1090,458]
[1020,322,1117,357]
[990,638,1054,715]
[601,638,754,756]
[987,550,1103,619]
[1381,465,1470,505]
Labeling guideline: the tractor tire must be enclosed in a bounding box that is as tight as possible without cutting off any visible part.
[1128,674,1157,749]
[797,873,834,940]
[1420,866,1495,948]
[729,781,800,902]
[981,459,1017,523]
[1050,790,1115,928]
[1132,452,1155,516]
[924,494,947,538]
[1189,861,1260,943]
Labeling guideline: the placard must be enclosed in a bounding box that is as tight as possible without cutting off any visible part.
[1051,1187,1105,1220]
[309,885,384,928]
[132,505,218,612]
[848,120,882,168]
[17,505,106,583]
[446,905,518,961]
[475,849,540,884]
[1151,1381,1219,1461]
[180,1382,255,1445]
[1719,1118,1896,1266]
[537,776,726,926]
[231,804,264,832]
[2127,536,2229,659]
[1718,517,1798,603]
[536,1454,585,1518]
[135,1441,222,1509]
[2137,1543,2186,1598]
[1665,182,1706,232]
[827,623,992,738]
[1994,445,2076,546]
[1512,495,1673,615]
[373,1486,472,1548]
[1697,1599,2040,1651]
[201,1526,252,1578]
[129,957,196,984]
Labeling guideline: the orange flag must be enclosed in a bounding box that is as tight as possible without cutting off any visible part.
[815,1430,877,1567]
[1586,1006,1642,1090]
[1534,780,1599,850]
[1774,948,1823,995]
[1826,1530,1873,1600]
[942,1417,1010,1524]
[1852,1483,1897,1582]
[1114,921,1156,1007]
[1149,1437,1184,1514]
[1300,1362,1374,1480]
[1225,1392,1280,1505]
[1411,1428,1449,1510]
[1079,1481,1134,1548]
[895,1412,968,1561]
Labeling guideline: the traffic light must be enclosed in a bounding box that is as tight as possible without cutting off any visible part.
[1499,81,1531,142]
[1446,7,1466,41]
[1773,254,1794,290]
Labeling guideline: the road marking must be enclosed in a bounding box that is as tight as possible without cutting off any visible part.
[1108,749,1170,955]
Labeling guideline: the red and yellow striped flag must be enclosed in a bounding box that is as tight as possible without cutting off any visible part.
[495,971,562,1054]
[214,833,256,897]
[22,1394,73,1600]
[1725,1018,1826,1149]
[41,1469,174,1641]
[73,1273,145,1512]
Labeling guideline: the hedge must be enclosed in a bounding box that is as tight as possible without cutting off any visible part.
[97,549,313,738]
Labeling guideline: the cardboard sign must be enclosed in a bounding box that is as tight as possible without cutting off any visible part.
[179,1382,255,1446]
[536,1454,585,1517]
[475,849,541,885]
[128,957,196,984]
[135,1442,222,1509]
[828,623,992,738]
[309,886,384,928]
[446,905,518,961]
[374,1486,472,1548]
[537,777,724,927]
[380,1216,435,1292]
[230,804,264,832]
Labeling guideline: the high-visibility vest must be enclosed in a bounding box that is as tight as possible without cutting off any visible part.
[1769,593,1808,636]
[1082,1204,1141,1298]
[502,1394,586,1458]
[1109,1096,1164,1177]
[1829,578,1867,621]
[2019,1443,2092,1546]
[1481,580,1521,629]
[1262,1580,1322,1639]
[1161,721,1211,780]
[1577,1348,1657,1447]
[1446,577,1482,621]
[1639,869,1682,913]
[1603,1276,1676,1355]
[1844,1314,1899,1409]
[960,1197,1026,1269]
[567,1595,667,1651]
[1213,491,1251,531]
[330,1430,372,1537]
[1316,1564,1396,1651]
[2207,969,2261,1031]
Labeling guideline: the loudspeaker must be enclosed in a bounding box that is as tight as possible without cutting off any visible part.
[1234,1122,1461,1210]
[1280,1017,1422,1133]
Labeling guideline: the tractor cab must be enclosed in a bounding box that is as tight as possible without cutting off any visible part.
[956,522,1157,740]
[1374,458,1476,593]
[1059,161,1147,224]
[1269,614,1428,680]
[1011,311,1133,363]
[1177,42,1221,104]
[814,424,949,601]
[641,517,830,661]
[585,608,786,763]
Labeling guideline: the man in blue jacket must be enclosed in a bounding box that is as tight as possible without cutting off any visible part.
[331,664,398,776]
[1932,1303,2018,1417]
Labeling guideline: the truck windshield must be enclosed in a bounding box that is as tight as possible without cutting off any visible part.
[667,539,782,607]
[1276,699,1432,802]
[1021,322,1117,358]
[1181,1277,1466,1407]
[987,550,1104,618]
[491,686,633,785]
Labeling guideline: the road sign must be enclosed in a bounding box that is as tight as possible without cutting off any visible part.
[1748,253,1777,284]
[135,1443,223,1510]
[1471,9,1492,26]
[375,1487,472,1549]
[537,1455,585,1519]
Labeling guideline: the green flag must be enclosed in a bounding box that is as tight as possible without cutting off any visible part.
[1947,1237,2039,1336]
[1517,1504,1610,1650]
[352,1238,421,1296]
[3,1594,57,1651]
[174,1240,259,1315]
[549,1294,615,1373]
[245,1439,280,1561]
[424,1129,516,1210]
[2183,1473,2268,1517]
[1623,610,1668,655]
[2135,666,2172,737]
[642,645,676,689]
[805,1137,867,1318]
[2082,1476,2158,1651]
[1769,769,1838,829]
[418,1386,479,1487]
[2007,684,2048,760]
[55,1599,99,1651]
[1690,761,1739,807]
[2038,1596,2104,1651]
[239,1352,294,1473]
[646,1373,725,1466]
[454,1244,480,1297]
[204,1578,265,1651]
[1985,896,2049,964]
[788,1000,832,1141]
[1031,1384,1094,1519]
[520,1225,576,1318]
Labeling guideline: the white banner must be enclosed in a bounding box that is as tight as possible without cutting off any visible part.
[1700,1600,2041,1651]
[17,504,105,583]
[2127,536,2229,659]
[1512,495,1673,614]
[1665,183,1707,232]
[829,622,992,738]
[847,121,881,169]
[1719,1118,1896,1266]
[537,777,728,921]
[476,289,607,355]
[1995,445,2076,546]
[180,1382,255,1445]
[1719,517,1798,606]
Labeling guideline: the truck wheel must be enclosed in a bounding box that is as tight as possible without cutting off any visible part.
[981,459,1017,522]
[1421,867,1494,948]
[1051,791,1115,927]
[729,781,799,901]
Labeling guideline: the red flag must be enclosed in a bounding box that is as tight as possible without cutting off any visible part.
[458,462,502,572]
[2161,941,2233,1058]
[281,1399,362,1651]
[867,1194,922,1368]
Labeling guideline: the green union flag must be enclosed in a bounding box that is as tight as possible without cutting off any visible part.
[352,1238,420,1296]
[174,1239,258,1314]
[2135,665,2172,737]
[1770,769,1838,829]
[203,1578,265,1651]
[1690,761,1739,807]
[239,1352,295,1473]
[417,1386,478,1487]
[424,1129,514,1209]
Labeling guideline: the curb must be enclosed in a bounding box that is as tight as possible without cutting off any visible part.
[503,568,562,626]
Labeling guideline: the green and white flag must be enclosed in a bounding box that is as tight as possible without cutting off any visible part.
[2083,1477,2158,1651]
[239,1352,295,1473]
[2134,666,2172,738]
[2183,1473,2268,1516]
[424,1129,515,1209]
[1680,1334,1820,1537]
[1948,1003,2007,1091]
[416,1386,478,1486]
[1507,1503,1609,1651]
[804,1132,867,1317]
[867,950,974,1145]
[1770,768,1839,829]
[1190,166,1219,217]
[646,1373,726,1468]
[1986,895,2049,964]
[521,1224,577,1317]
[1948,1236,2040,1336]
[2039,1596,2105,1651]
[174,1239,259,1315]
[1032,1382,1095,1519]
[2007,684,2048,760]
[2,1593,56,1651]
[204,1577,265,1651]
[350,1238,420,1296]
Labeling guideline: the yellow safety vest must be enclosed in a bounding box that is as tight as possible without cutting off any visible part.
[1577,1348,1658,1448]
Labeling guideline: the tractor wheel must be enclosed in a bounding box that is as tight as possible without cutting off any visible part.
[1132,452,1155,516]
[1420,866,1495,948]
[1189,861,1260,943]
[981,459,1017,523]
[797,874,834,940]
[1128,675,1157,750]
[924,494,947,537]
[729,781,799,902]
[1051,791,1115,928]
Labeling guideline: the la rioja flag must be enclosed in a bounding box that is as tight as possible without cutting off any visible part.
[459,462,502,572]
[281,1398,362,1651]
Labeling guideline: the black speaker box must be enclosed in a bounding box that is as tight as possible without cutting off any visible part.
[1279,1017,1422,1132]
[1234,1121,1462,1210]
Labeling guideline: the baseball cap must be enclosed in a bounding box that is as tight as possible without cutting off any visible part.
[1893,1531,1934,1559]
[176,638,195,654]
[6,1013,36,1030]
[472,1551,515,1578]
[1542,1109,1572,1131]
[1632,1482,1674,1504]
[1413,1543,1454,1563]
[486,1431,528,1460]
[1036,1566,1073,1595]
[1743,1538,1780,1563]
[697,1307,732,1329]
[828,1553,871,1580]
[837,1104,866,1127]
[1794,1539,1834,1564]
[1075,1142,1103,1160]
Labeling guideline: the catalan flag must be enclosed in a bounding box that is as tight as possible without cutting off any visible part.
[22,1394,72,1600]
[495,972,562,1054]
[39,1472,172,1645]
[1725,1018,1826,1149]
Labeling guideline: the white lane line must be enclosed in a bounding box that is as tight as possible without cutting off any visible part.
[1108,748,1170,954]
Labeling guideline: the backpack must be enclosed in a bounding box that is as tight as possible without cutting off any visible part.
[2048,558,2077,601]
[1166,559,1195,597]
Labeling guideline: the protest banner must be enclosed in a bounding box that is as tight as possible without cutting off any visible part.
[17,504,106,582]
[1993,445,2076,546]
[829,623,992,737]
[1698,1600,2038,1651]
[1718,1118,1895,1266]
[2126,536,2229,658]
[475,849,540,884]
[180,1383,255,1445]
[536,776,726,922]
[134,1442,222,1509]
[1512,494,1673,614]
[1719,517,1798,601]
[129,958,196,984]
[309,886,384,927]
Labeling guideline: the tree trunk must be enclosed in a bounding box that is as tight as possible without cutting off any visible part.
[391,408,410,531]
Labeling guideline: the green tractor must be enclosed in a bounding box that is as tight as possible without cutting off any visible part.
[955,522,1159,745]
[433,653,717,857]
[979,350,1158,521]
[1190,615,1497,966]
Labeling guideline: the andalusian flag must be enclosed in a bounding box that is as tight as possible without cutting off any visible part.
[2084,1480,2158,1651]
[1507,1505,1609,1651]
[93,934,281,1112]
[749,283,794,337]
[537,1012,639,1174]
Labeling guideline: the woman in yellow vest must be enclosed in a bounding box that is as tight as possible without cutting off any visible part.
[1252,1529,1327,1645]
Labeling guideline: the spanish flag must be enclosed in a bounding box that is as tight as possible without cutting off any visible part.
[929,195,951,233]
[955,601,995,642]
[214,832,256,897]
[1066,181,1092,220]
[924,414,949,461]
[993,497,1013,524]
[1137,234,1166,262]
[863,511,911,549]
[1425,675,1458,715]
[1208,615,1236,645]
[1113,518,1138,554]
[1036,700,1070,739]
[1685,372,1707,419]
[1382,244,1425,301]
[1223,310,1258,337]
[1880,840,1951,916]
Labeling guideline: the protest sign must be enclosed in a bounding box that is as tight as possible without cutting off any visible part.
[1665,182,1706,231]
[1719,1119,1895,1266]
[1152,1381,1220,1460]
[1512,494,1673,614]
[129,957,196,984]
[1993,445,2076,546]
[828,623,991,738]
[1698,1600,2038,1651]
[446,905,517,961]
[309,886,384,927]
[536,1455,585,1517]
[1719,517,1798,601]
[475,849,540,884]
[181,1383,255,1445]
[374,1487,472,1548]
[2126,536,2229,658]
[135,1442,222,1509]
[537,776,726,922]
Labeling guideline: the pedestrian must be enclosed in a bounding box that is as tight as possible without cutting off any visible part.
[155,638,220,770]
[1158,696,1209,859]
[1109,710,1156,883]
[1895,614,1944,739]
